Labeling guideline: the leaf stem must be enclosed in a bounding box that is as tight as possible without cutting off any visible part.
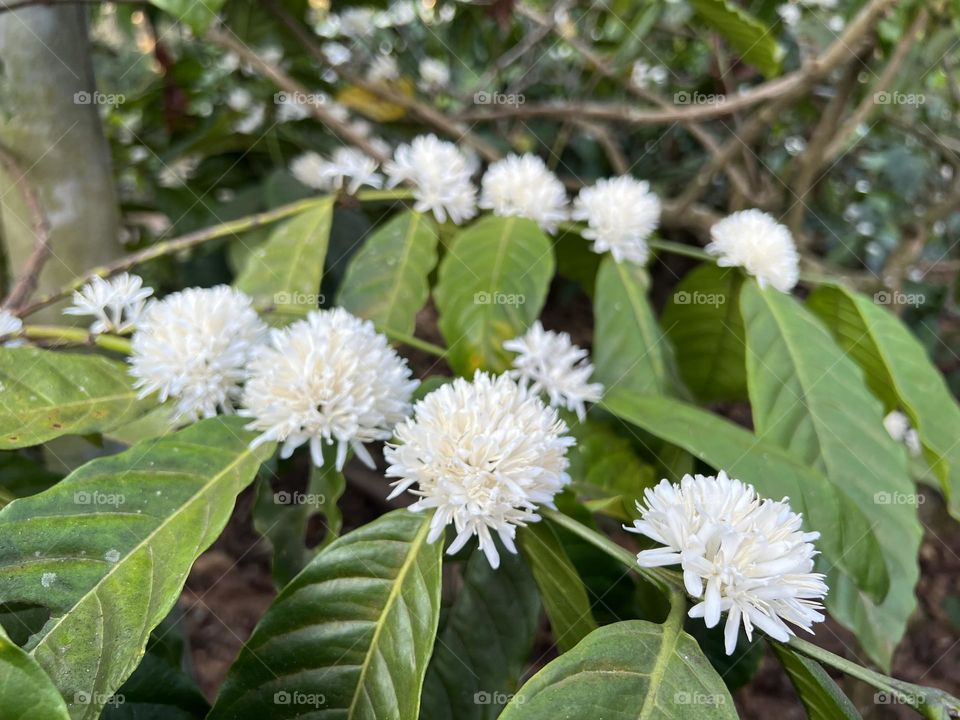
[382,329,447,357]
[647,238,714,262]
[21,325,132,354]
[355,188,415,202]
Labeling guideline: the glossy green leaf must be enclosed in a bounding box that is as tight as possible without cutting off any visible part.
[499,617,737,719]
[520,521,596,653]
[0,347,150,449]
[434,215,553,374]
[420,546,539,720]
[210,509,443,720]
[0,625,70,720]
[741,281,921,669]
[662,264,747,401]
[338,210,439,336]
[600,391,890,608]
[593,256,683,397]
[235,197,334,312]
[808,284,960,520]
[0,417,270,719]
[772,645,862,720]
[689,0,784,78]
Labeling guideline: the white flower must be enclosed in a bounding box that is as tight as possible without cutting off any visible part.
[384,134,478,224]
[129,286,265,421]
[504,322,603,421]
[626,471,828,654]
[0,309,22,337]
[573,176,661,265]
[321,41,352,67]
[418,57,450,90]
[385,372,574,568]
[479,154,568,234]
[291,148,383,194]
[883,411,921,457]
[367,54,400,84]
[706,209,800,292]
[241,307,417,471]
[338,7,376,38]
[63,273,153,334]
[630,60,668,89]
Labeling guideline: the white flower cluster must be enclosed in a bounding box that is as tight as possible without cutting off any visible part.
[0,310,23,338]
[385,134,478,224]
[479,154,568,234]
[626,471,828,654]
[573,176,661,265]
[386,372,574,568]
[129,286,265,420]
[64,273,153,334]
[883,410,921,457]
[706,209,800,292]
[241,308,418,471]
[504,322,603,421]
[292,148,383,195]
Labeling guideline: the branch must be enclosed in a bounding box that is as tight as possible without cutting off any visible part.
[0,143,52,311]
[204,25,390,163]
[0,0,146,13]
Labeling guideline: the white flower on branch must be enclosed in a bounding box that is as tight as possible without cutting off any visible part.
[129,286,265,421]
[366,54,400,84]
[0,310,22,338]
[706,209,800,292]
[479,154,568,234]
[385,372,574,568]
[418,57,450,90]
[291,148,383,194]
[384,134,478,224]
[883,410,921,457]
[504,321,603,421]
[64,273,153,334]
[626,471,828,654]
[241,307,417,471]
[573,176,661,265]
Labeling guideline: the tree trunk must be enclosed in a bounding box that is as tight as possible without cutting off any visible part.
[0,5,121,321]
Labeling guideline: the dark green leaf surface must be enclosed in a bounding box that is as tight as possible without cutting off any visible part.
[0,417,269,719]
[772,644,862,720]
[0,625,70,720]
[210,509,443,720]
[690,0,784,77]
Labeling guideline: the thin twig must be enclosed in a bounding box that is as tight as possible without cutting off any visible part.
[0,143,52,311]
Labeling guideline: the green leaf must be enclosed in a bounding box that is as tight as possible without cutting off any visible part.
[520,521,596,652]
[338,211,440,336]
[148,0,226,33]
[662,264,747,401]
[499,617,738,719]
[808,284,960,520]
[600,391,890,610]
[771,645,862,720]
[0,624,70,720]
[210,509,443,720]
[434,216,554,375]
[593,256,683,397]
[235,198,334,312]
[689,0,784,78]
[100,651,209,720]
[420,546,539,720]
[0,347,150,449]
[741,281,921,669]
[0,417,270,719]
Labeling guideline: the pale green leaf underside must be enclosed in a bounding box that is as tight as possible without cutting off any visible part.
[0,347,150,449]
[338,210,439,336]
[741,281,921,669]
[0,417,269,719]
[434,215,553,375]
[500,619,737,719]
[210,509,443,720]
